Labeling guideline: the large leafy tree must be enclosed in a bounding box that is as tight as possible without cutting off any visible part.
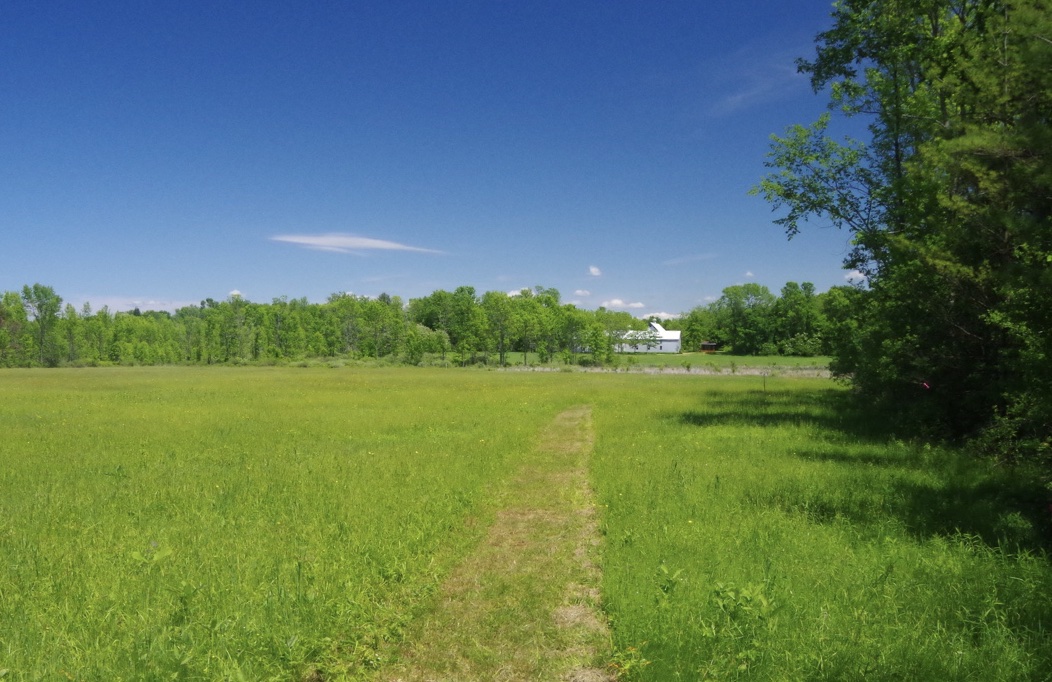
[21,283,62,366]
[82,304,113,363]
[773,282,824,356]
[359,294,406,359]
[678,306,716,352]
[0,291,29,367]
[481,290,514,366]
[59,303,81,363]
[509,290,540,365]
[710,283,777,355]
[755,0,1052,452]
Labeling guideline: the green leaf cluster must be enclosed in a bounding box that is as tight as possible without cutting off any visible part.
[680,281,831,356]
[756,0,1052,460]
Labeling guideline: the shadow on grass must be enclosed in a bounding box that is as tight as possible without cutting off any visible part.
[758,458,1051,554]
[673,387,892,443]
[895,475,1051,552]
[673,387,1052,555]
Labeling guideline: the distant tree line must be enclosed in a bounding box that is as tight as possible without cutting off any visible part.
[0,281,843,368]
[677,281,850,357]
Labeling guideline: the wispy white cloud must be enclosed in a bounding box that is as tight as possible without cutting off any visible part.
[745,271,755,278]
[574,289,591,297]
[229,289,242,298]
[589,265,602,277]
[270,233,443,255]
[602,298,645,309]
[702,42,811,117]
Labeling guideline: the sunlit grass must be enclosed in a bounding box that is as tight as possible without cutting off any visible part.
[612,352,829,372]
[590,375,1052,680]
[2,368,1048,680]
[0,368,583,679]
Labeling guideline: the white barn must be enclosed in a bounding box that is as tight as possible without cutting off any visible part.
[617,322,681,354]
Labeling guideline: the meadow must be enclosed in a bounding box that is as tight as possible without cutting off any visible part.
[609,352,830,374]
[590,375,1052,680]
[1,367,1049,680]
[435,351,830,373]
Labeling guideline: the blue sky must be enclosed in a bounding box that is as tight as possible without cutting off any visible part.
[2,1,858,317]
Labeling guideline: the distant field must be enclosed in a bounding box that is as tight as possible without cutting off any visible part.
[610,352,830,372]
[1,368,1048,680]
[443,351,829,373]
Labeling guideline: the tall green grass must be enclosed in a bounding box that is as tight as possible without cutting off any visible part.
[590,375,1052,680]
[3,368,1049,680]
[0,368,583,679]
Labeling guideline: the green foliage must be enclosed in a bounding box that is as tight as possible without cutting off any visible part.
[756,0,1052,459]
[679,305,715,352]
[752,113,879,244]
[609,642,652,680]
[20,283,62,366]
[710,283,776,354]
[1,278,842,369]
[682,282,829,356]
[0,291,29,367]
[401,324,429,366]
[481,290,514,366]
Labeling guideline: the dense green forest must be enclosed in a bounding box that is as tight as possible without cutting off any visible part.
[755,0,1051,461]
[0,280,839,368]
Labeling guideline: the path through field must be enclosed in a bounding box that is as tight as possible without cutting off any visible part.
[378,405,613,682]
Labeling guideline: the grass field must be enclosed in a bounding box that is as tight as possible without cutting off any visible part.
[2,367,1049,680]
[589,375,1052,680]
[609,352,830,373]
[428,351,829,374]
[0,368,585,679]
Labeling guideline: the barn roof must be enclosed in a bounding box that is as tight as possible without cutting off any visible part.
[647,322,681,341]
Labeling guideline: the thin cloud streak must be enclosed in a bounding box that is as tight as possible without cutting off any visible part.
[271,233,444,255]
[702,41,812,117]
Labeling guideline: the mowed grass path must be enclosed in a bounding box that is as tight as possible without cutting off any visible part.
[2,368,1051,680]
[0,368,591,679]
[377,405,611,681]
